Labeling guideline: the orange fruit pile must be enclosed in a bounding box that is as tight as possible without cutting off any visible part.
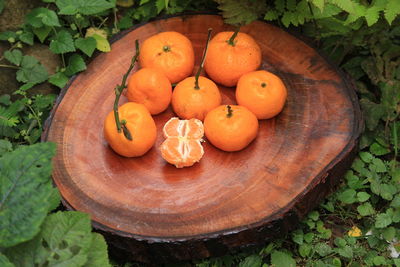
[104,28,288,168]
[160,117,204,168]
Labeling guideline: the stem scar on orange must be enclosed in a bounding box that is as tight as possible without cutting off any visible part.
[171,29,221,121]
[160,117,205,168]
[104,102,157,157]
[126,67,172,115]
[204,105,259,152]
[139,31,195,84]
[236,70,288,119]
[204,29,261,87]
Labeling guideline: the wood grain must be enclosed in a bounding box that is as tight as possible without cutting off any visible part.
[43,14,362,262]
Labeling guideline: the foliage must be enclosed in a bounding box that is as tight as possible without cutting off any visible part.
[0,0,399,266]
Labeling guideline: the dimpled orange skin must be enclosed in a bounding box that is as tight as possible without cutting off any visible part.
[236,70,288,119]
[171,76,221,121]
[139,31,195,84]
[126,68,172,115]
[204,105,259,152]
[204,32,261,87]
[104,102,157,157]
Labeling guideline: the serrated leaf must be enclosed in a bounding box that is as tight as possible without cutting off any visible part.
[382,226,396,241]
[4,50,23,66]
[357,191,370,202]
[92,34,111,52]
[25,7,60,28]
[391,195,400,208]
[56,0,115,15]
[65,54,86,76]
[299,243,312,258]
[384,1,400,25]
[264,10,279,21]
[16,55,49,84]
[0,139,12,155]
[215,0,266,26]
[49,72,69,88]
[50,30,76,54]
[117,15,134,29]
[360,99,385,131]
[370,158,387,173]
[370,142,391,156]
[75,37,97,57]
[0,143,56,247]
[338,189,357,204]
[331,0,355,13]
[291,229,303,245]
[238,255,262,267]
[0,253,13,267]
[271,251,296,267]
[85,233,111,267]
[335,246,353,258]
[365,6,381,26]
[375,212,392,228]
[359,152,374,163]
[311,0,325,11]
[32,25,52,43]
[315,243,332,257]
[19,32,34,45]
[47,187,61,212]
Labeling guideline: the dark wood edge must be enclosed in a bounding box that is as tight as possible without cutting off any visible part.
[41,13,363,252]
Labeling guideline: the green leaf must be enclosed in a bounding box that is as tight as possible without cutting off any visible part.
[56,0,115,15]
[311,0,325,11]
[315,242,332,257]
[384,1,400,25]
[47,187,61,212]
[238,255,262,267]
[19,32,34,45]
[0,253,14,267]
[0,143,56,247]
[0,139,12,155]
[359,99,385,131]
[370,158,387,173]
[65,54,86,76]
[74,37,97,57]
[357,192,370,202]
[215,0,266,26]
[264,10,279,21]
[117,15,134,29]
[16,55,49,84]
[4,49,23,66]
[359,152,374,163]
[304,232,314,243]
[382,226,396,241]
[92,33,111,52]
[380,183,397,200]
[271,251,296,267]
[298,243,312,258]
[373,256,386,266]
[0,31,16,42]
[338,189,357,204]
[49,72,69,88]
[335,245,353,258]
[25,8,61,28]
[308,210,319,221]
[393,208,400,223]
[375,212,392,228]
[4,211,108,266]
[364,6,381,26]
[357,202,375,216]
[391,195,400,208]
[50,30,76,54]
[85,233,111,267]
[291,229,303,245]
[370,142,391,156]
[32,25,52,43]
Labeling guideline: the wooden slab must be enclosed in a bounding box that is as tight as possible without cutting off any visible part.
[43,14,362,262]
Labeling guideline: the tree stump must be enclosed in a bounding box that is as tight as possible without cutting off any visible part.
[43,14,362,263]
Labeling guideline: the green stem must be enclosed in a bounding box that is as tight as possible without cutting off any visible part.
[227,27,240,46]
[61,53,66,69]
[0,64,19,69]
[226,105,233,118]
[194,28,212,90]
[113,39,140,140]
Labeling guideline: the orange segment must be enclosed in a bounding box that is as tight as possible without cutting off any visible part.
[160,137,204,168]
[163,117,204,139]
[161,117,205,168]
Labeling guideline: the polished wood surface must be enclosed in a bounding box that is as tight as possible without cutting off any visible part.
[44,14,362,261]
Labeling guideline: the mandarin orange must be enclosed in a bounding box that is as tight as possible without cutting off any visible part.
[171,29,221,121]
[126,67,172,115]
[139,31,195,84]
[236,70,287,119]
[160,117,204,168]
[204,105,259,152]
[104,102,157,157]
[204,30,261,87]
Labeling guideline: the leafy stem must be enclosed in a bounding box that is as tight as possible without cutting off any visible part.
[227,27,240,46]
[113,39,140,141]
[194,28,212,90]
[0,64,19,69]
